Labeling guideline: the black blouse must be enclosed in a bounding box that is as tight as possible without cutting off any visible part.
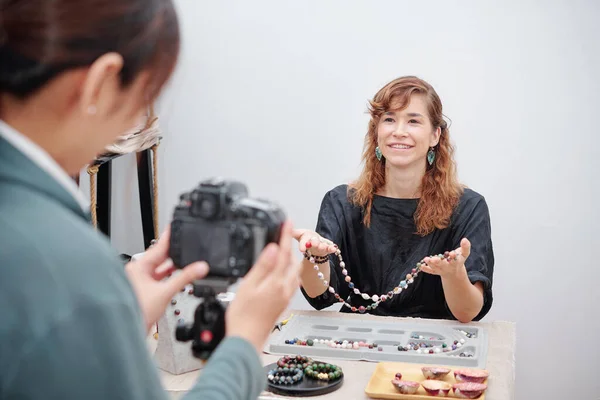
[300,185,494,321]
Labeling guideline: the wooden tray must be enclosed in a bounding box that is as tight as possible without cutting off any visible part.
[365,362,487,399]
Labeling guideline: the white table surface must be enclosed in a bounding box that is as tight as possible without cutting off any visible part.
[149,310,515,400]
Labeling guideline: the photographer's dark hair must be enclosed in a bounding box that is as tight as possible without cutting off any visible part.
[0,0,180,104]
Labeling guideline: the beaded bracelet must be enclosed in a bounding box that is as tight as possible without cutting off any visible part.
[267,366,304,385]
[303,251,329,264]
[268,355,314,385]
[277,355,314,368]
[304,362,343,381]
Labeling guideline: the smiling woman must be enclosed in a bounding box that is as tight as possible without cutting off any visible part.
[293,76,495,323]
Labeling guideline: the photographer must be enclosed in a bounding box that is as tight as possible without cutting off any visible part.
[0,1,299,399]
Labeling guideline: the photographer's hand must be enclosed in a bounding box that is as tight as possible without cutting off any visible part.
[225,220,301,354]
[125,225,209,332]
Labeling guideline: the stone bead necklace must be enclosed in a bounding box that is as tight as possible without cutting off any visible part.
[305,239,455,313]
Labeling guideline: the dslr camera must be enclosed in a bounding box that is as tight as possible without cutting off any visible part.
[169,177,286,282]
[168,177,286,360]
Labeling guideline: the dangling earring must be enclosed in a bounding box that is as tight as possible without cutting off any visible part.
[427,147,436,165]
[375,146,382,161]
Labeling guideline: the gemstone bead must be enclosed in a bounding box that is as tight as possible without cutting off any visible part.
[340,261,345,268]
[345,276,351,282]
[348,282,355,289]
[358,306,366,313]
[342,269,348,276]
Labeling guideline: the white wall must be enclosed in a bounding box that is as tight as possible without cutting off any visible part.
[104,1,599,399]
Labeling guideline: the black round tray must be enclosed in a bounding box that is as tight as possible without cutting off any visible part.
[264,362,344,397]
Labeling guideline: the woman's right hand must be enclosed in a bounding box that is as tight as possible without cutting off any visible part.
[292,229,338,257]
[225,220,301,354]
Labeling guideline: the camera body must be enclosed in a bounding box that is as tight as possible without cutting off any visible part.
[169,177,286,281]
[169,178,286,360]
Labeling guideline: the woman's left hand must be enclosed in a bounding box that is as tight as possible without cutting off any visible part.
[420,238,471,279]
[125,224,209,332]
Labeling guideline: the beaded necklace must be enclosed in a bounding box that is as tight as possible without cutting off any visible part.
[305,238,455,313]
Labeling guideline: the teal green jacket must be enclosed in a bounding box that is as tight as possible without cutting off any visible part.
[0,135,266,399]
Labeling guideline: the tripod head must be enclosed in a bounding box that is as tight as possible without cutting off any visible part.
[175,277,234,361]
